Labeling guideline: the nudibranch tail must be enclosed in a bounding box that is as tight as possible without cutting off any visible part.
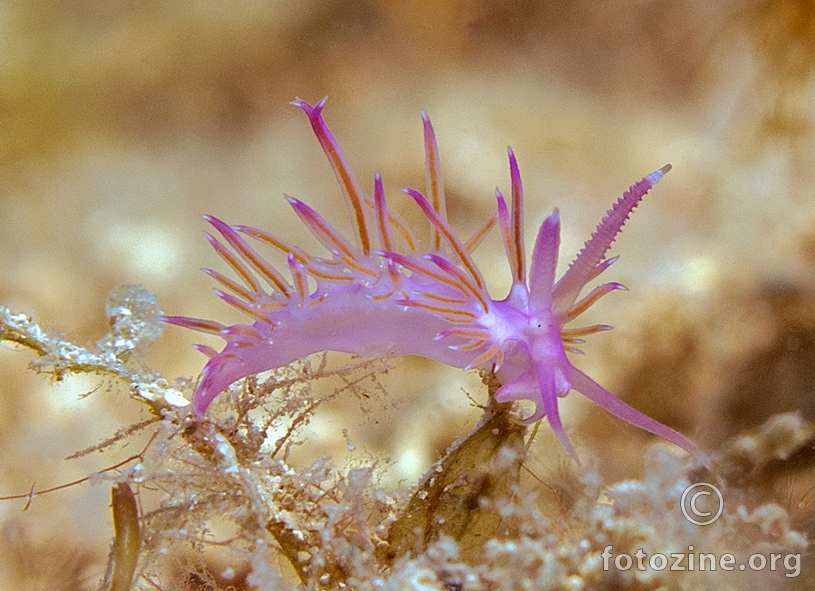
[570,367,706,462]
[163,99,705,466]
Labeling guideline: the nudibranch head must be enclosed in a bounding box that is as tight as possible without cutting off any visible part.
[163,98,705,464]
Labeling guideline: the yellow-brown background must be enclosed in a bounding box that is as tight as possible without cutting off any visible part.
[2,1,815,587]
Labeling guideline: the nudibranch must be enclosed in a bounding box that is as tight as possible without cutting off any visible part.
[163,98,703,462]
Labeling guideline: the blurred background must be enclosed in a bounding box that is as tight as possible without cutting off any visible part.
[2,0,815,587]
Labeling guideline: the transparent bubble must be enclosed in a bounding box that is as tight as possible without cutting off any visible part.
[98,285,163,359]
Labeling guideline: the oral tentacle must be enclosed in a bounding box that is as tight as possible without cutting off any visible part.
[534,362,578,462]
[570,367,709,467]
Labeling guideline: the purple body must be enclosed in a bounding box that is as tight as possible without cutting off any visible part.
[164,98,704,463]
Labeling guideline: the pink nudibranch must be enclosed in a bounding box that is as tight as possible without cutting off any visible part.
[163,98,705,464]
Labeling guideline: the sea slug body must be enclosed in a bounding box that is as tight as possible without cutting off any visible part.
[163,98,703,463]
